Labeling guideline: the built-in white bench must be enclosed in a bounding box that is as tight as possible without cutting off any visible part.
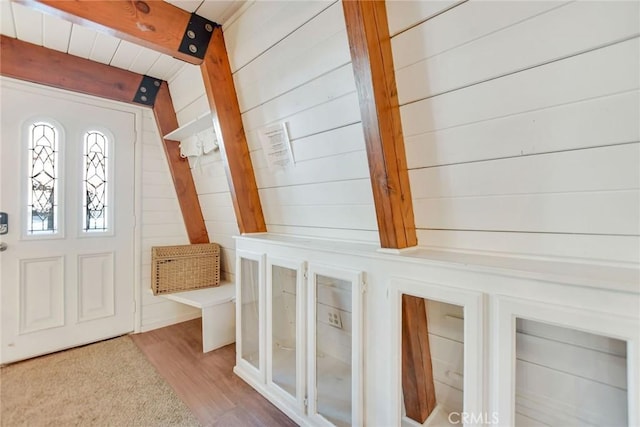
[162,281,235,353]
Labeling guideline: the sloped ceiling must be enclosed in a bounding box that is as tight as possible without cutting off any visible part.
[0,0,246,81]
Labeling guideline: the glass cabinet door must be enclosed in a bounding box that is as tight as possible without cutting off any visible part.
[495,297,638,427]
[236,251,265,380]
[388,278,484,426]
[308,265,363,427]
[515,319,628,426]
[267,258,306,410]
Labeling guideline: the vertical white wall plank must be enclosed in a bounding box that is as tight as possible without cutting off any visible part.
[1,1,16,37]
[11,3,43,46]
[42,14,72,53]
[109,40,143,71]
[67,25,98,59]
[128,48,162,75]
[88,33,120,65]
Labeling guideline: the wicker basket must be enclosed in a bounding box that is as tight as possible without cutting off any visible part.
[151,243,220,295]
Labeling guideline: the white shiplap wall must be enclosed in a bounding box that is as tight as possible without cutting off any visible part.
[389,0,640,265]
[515,319,627,426]
[139,109,199,331]
[231,0,378,243]
[168,62,239,282]
[388,1,638,425]
[167,0,379,283]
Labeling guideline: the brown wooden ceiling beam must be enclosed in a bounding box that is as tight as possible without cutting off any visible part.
[200,27,266,234]
[343,0,417,249]
[153,83,210,244]
[19,0,200,65]
[0,34,142,104]
[0,35,209,245]
[22,0,266,235]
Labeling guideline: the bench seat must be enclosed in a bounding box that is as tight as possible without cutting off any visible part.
[162,281,235,352]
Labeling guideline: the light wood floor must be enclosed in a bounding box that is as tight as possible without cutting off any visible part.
[131,319,298,427]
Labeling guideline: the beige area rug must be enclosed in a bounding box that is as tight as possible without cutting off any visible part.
[0,336,200,427]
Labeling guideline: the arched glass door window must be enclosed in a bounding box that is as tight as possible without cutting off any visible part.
[27,122,59,234]
[83,131,109,232]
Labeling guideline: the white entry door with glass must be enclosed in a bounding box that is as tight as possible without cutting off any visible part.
[0,79,137,364]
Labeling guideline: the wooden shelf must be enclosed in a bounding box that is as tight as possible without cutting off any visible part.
[164,111,213,140]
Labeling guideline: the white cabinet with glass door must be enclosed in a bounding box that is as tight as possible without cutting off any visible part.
[234,249,364,427]
[307,264,363,427]
[266,257,306,417]
[235,250,265,382]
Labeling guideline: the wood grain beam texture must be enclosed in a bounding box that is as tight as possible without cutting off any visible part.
[153,82,210,244]
[343,0,416,249]
[0,34,141,103]
[342,1,434,424]
[200,26,266,234]
[26,0,266,235]
[0,35,209,244]
[19,0,199,64]
[402,294,437,422]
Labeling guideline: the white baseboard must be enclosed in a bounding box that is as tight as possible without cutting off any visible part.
[138,312,202,333]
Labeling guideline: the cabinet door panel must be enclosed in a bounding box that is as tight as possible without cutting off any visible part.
[308,265,363,427]
[236,250,265,381]
[267,257,306,412]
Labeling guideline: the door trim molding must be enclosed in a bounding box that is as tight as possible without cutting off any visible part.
[1,77,144,334]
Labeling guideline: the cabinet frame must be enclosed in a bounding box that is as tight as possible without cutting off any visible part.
[493,296,639,427]
[266,256,307,414]
[388,277,485,426]
[235,249,266,383]
[307,263,364,427]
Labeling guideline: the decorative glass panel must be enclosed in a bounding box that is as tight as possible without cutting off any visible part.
[83,131,108,232]
[27,122,58,234]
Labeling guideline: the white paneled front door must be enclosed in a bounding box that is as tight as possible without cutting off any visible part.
[0,79,137,364]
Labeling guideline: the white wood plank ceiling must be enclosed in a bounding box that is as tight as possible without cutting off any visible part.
[0,0,246,81]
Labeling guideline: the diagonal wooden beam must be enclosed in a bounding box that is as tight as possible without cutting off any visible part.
[153,82,209,244]
[343,0,417,249]
[26,0,267,235]
[19,0,200,64]
[0,35,208,245]
[402,295,437,422]
[342,1,434,423]
[200,26,266,234]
